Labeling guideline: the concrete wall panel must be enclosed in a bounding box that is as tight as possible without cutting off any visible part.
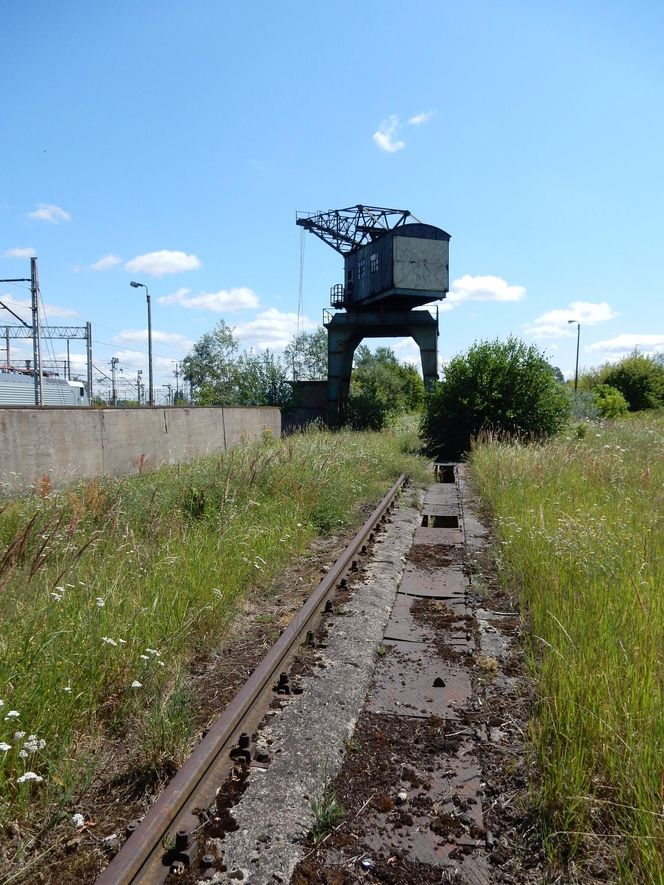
[0,406,281,494]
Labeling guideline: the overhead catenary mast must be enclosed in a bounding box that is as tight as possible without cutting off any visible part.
[31,257,44,406]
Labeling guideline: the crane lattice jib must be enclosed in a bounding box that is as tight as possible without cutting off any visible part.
[295,205,418,254]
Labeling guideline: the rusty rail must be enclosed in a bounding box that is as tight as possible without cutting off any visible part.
[95,474,407,884]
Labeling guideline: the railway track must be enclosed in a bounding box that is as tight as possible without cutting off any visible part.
[95,475,407,885]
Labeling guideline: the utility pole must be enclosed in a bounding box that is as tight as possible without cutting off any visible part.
[165,383,173,406]
[568,320,581,392]
[30,258,44,406]
[111,356,119,406]
[174,361,181,402]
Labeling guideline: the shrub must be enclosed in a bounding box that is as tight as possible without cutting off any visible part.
[591,383,629,419]
[421,337,571,459]
[569,390,600,421]
[598,351,664,411]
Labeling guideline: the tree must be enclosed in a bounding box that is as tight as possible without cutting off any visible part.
[346,345,426,430]
[283,327,328,380]
[234,349,293,406]
[597,351,664,411]
[182,320,239,405]
[421,337,571,459]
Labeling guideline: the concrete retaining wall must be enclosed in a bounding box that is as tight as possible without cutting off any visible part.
[0,406,281,493]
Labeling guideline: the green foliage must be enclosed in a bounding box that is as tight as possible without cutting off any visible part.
[182,322,291,407]
[421,337,571,459]
[182,320,239,404]
[596,350,664,411]
[471,415,664,880]
[591,383,629,419]
[346,345,425,430]
[0,428,428,847]
[234,349,293,407]
[569,390,600,421]
[310,784,345,843]
[283,327,328,380]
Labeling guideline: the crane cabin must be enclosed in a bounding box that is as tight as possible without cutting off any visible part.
[336,223,450,310]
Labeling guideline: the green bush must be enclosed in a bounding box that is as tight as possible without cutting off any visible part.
[421,337,571,459]
[598,351,664,411]
[591,383,629,419]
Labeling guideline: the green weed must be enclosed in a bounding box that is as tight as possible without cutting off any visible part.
[310,784,346,843]
[0,426,426,839]
[471,414,664,881]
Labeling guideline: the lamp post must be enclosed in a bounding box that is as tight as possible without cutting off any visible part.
[568,319,580,392]
[130,281,153,406]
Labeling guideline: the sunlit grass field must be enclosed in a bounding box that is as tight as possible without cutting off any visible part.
[0,424,428,841]
[471,414,664,881]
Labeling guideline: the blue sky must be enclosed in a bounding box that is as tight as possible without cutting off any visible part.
[2,0,663,398]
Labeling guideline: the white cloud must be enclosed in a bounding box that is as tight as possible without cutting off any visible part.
[27,203,71,223]
[373,115,406,153]
[587,334,664,355]
[407,111,434,126]
[113,329,194,350]
[0,294,78,321]
[233,308,313,350]
[526,301,618,339]
[4,247,36,259]
[159,286,259,312]
[125,250,202,277]
[442,274,526,311]
[90,254,122,271]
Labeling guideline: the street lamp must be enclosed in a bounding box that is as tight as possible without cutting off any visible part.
[568,319,580,392]
[130,281,153,406]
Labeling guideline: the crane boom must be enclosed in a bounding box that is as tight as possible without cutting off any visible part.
[295,204,417,254]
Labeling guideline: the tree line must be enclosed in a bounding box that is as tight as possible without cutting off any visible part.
[181,320,425,428]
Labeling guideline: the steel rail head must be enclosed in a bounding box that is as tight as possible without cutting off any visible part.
[95,475,406,885]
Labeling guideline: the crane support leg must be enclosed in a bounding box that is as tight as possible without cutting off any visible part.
[324,310,439,425]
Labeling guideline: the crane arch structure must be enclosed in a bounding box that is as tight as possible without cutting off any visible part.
[296,205,451,424]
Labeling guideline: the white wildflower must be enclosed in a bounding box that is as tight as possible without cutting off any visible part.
[0,742,11,751]
[118,638,127,645]
[156,660,165,667]
[63,686,72,693]
[139,654,149,660]
[16,771,43,784]
[145,648,160,656]
[101,636,118,647]
[23,737,46,753]
[14,731,25,740]
[130,680,142,689]
[50,592,63,602]
[296,522,303,528]
[95,597,105,608]
[0,699,3,707]
[71,813,85,828]
[5,710,19,720]
[18,749,28,758]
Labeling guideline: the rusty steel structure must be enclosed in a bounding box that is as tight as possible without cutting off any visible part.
[95,475,406,885]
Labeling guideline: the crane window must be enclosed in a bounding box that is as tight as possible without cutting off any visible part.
[370,252,378,272]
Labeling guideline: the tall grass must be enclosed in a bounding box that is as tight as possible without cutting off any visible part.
[471,415,664,880]
[0,426,428,834]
